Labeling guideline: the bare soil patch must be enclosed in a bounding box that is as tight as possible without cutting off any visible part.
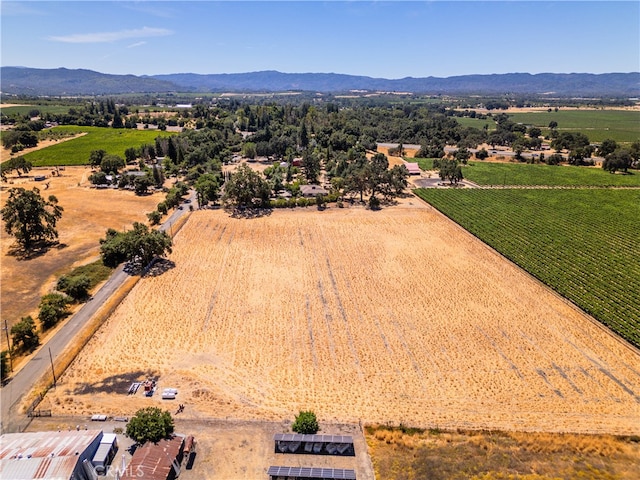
[46,205,640,436]
[0,167,163,347]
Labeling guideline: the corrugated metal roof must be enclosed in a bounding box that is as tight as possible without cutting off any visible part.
[1,455,79,480]
[121,436,184,480]
[0,430,102,480]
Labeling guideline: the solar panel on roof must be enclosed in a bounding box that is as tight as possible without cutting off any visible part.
[267,465,356,479]
[273,433,353,443]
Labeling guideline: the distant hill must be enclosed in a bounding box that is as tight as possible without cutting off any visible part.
[1,67,179,96]
[152,71,640,97]
[2,67,639,97]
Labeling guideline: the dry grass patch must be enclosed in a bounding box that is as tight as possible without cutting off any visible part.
[366,424,640,479]
[1,166,163,346]
[47,206,640,435]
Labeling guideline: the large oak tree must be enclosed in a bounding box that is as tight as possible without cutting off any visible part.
[126,407,174,444]
[99,222,172,271]
[1,187,63,250]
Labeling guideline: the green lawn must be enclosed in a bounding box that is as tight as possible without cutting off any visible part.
[19,126,173,166]
[464,161,640,187]
[412,157,435,171]
[414,188,640,348]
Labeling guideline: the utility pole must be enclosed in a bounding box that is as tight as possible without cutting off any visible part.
[48,347,56,387]
[3,320,12,372]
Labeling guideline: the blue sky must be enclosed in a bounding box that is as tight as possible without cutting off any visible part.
[2,1,638,78]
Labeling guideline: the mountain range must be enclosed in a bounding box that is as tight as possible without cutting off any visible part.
[2,67,639,97]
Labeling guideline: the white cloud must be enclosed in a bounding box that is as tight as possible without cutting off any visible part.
[49,27,172,44]
[127,41,147,49]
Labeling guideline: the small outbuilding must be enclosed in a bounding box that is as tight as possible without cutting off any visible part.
[403,162,421,175]
[120,435,184,480]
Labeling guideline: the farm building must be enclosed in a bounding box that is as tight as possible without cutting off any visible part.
[120,435,184,480]
[300,185,328,197]
[403,162,421,175]
[0,429,103,480]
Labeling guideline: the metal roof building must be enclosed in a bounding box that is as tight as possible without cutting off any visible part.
[120,435,184,480]
[0,429,102,480]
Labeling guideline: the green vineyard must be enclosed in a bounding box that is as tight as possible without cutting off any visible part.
[462,162,640,187]
[414,188,640,348]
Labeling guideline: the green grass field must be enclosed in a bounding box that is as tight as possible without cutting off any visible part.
[463,161,640,187]
[414,188,640,348]
[455,109,640,143]
[412,157,435,171]
[19,126,173,166]
[0,104,74,116]
[455,116,495,131]
[508,110,640,143]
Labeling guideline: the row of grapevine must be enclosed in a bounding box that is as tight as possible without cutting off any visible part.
[462,162,640,187]
[415,188,640,348]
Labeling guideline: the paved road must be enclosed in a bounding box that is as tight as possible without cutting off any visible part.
[0,192,196,434]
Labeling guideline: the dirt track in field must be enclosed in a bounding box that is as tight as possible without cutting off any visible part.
[45,205,640,435]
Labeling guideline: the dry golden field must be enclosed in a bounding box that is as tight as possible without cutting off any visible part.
[0,167,163,342]
[47,205,640,435]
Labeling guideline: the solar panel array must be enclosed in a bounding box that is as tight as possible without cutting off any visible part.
[267,465,357,479]
[273,434,354,444]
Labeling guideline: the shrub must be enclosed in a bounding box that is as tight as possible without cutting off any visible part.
[11,316,39,353]
[58,274,91,301]
[147,210,162,225]
[38,293,70,329]
[1,350,9,383]
[292,410,319,434]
